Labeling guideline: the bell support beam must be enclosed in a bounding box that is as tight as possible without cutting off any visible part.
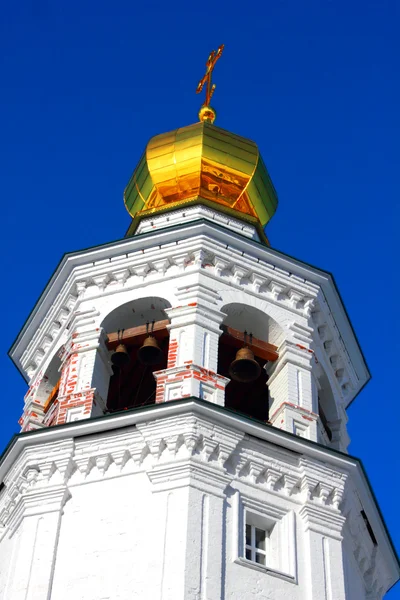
[220,326,278,362]
[106,320,170,348]
[107,322,278,362]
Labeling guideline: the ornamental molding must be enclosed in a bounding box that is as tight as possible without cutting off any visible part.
[22,289,78,380]
[136,414,245,469]
[266,340,316,384]
[147,461,232,495]
[343,487,392,598]
[227,437,349,518]
[11,220,369,402]
[6,486,71,537]
[165,303,226,335]
[135,204,261,240]
[235,486,291,521]
[0,438,74,539]
[0,399,397,591]
[299,502,345,539]
[17,235,321,384]
[312,294,359,401]
[0,413,352,540]
[174,280,221,307]
[17,231,359,412]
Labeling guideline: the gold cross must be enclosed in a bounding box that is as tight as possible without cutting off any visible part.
[196,44,224,108]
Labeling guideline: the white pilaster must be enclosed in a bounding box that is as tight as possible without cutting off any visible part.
[267,340,319,440]
[53,313,112,424]
[300,505,347,600]
[154,290,229,405]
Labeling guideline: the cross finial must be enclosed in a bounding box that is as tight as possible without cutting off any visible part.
[196,44,224,123]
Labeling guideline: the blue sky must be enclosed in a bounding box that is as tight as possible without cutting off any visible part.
[1,0,399,593]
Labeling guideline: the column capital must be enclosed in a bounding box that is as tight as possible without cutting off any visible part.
[165,304,226,335]
[299,503,345,539]
[136,412,244,473]
[266,340,316,381]
[7,485,71,536]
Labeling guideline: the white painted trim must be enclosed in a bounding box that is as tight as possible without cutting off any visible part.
[0,399,397,584]
[10,218,369,393]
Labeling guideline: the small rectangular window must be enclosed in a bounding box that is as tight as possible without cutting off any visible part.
[233,493,296,582]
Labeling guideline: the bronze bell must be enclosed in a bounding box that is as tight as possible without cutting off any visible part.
[111,343,130,367]
[229,346,261,383]
[137,336,164,366]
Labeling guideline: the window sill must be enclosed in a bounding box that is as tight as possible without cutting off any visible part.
[234,557,297,584]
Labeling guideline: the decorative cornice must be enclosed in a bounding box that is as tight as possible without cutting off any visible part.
[312,294,359,400]
[0,409,348,540]
[134,205,262,240]
[343,483,393,597]
[18,237,318,384]
[10,219,369,405]
[299,502,345,539]
[21,249,306,382]
[0,399,397,590]
[147,461,231,495]
[165,304,226,335]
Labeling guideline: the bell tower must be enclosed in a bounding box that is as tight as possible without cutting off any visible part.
[1,49,398,599]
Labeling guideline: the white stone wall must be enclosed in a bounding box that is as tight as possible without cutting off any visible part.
[0,404,395,599]
[14,221,356,451]
[11,206,369,456]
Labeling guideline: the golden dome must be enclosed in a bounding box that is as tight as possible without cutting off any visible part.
[124,120,278,234]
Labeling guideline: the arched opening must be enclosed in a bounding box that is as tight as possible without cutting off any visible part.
[218,303,281,422]
[103,297,171,413]
[37,352,62,423]
[317,366,340,445]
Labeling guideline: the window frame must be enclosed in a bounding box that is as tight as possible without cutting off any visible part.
[232,490,297,583]
[245,522,268,565]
